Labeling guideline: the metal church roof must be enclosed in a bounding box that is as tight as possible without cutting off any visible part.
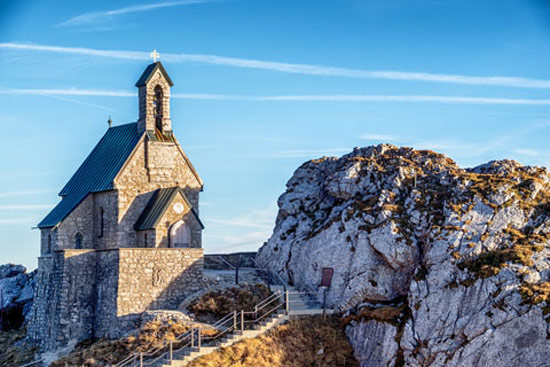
[38,123,141,228]
[134,187,204,231]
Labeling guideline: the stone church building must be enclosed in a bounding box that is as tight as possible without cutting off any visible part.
[28,61,205,351]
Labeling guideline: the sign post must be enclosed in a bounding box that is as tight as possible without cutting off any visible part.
[319,267,334,321]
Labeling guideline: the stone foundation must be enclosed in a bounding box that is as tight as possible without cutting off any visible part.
[28,247,203,350]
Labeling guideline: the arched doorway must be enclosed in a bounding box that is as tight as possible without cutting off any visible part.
[170,220,191,248]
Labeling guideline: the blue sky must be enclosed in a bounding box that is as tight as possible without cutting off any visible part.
[0,0,549,270]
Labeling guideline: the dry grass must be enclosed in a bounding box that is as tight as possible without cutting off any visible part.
[0,327,38,367]
[51,321,215,367]
[187,316,358,367]
[188,284,271,323]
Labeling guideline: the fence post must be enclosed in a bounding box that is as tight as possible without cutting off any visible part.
[233,310,237,330]
[240,310,244,333]
[139,352,143,367]
[198,327,201,351]
[285,290,290,315]
[133,354,137,367]
[191,327,195,348]
[169,340,173,365]
[254,305,258,321]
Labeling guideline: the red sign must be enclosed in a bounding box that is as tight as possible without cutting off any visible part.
[320,267,333,287]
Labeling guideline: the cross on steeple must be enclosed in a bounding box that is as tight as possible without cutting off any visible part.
[149,49,160,63]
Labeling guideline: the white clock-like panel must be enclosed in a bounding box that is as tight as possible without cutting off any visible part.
[173,202,184,214]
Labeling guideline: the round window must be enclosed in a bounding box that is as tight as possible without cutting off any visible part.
[173,202,184,214]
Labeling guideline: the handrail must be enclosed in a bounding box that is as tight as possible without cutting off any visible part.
[255,290,281,310]
[114,287,292,367]
[252,257,289,292]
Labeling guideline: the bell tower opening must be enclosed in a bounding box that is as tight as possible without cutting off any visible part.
[135,55,174,137]
[153,85,164,133]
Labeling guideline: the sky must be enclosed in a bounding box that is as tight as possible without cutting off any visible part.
[0,0,549,270]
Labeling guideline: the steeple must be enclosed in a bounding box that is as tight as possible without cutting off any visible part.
[136,59,174,136]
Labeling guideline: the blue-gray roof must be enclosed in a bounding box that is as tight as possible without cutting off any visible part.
[134,187,204,230]
[38,123,142,228]
[135,62,174,87]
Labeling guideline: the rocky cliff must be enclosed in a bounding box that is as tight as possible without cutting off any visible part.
[256,144,550,367]
[0,264,35,329]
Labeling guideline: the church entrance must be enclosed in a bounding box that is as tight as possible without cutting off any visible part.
[170,220,191,248]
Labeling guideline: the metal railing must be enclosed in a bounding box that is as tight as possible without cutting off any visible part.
[113,290,292,367]
[251,258,289,292]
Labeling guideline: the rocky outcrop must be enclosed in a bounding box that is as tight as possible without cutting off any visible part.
[0,264,35,329]
[256,144,550,367]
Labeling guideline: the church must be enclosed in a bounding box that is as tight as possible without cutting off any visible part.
[28,59,206,351]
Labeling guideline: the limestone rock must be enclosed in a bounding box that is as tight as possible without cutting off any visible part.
[0,264,35,326]
[256,144,550,366]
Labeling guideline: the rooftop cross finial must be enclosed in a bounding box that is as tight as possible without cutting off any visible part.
[149,49,160,63]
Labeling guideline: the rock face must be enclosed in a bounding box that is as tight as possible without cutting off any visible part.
[0,264,35,328]
[256,145,550,367]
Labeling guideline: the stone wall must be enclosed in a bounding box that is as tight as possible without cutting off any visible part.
[56,195,94,250]
[28,250,98,350]
[29,248,203,349]
[115,140,202,248]
[137,69,172,134]
[154,192,202,248]
[92,191,119,250]
[117,248,203,317]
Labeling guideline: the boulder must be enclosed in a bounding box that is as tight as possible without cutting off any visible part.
[0,264,36,328]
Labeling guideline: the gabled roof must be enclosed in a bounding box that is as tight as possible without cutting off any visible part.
[135,62,174,87]
[38,123,142,228]
[134,187,204,231]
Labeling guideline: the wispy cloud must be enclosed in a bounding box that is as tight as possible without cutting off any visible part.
[206,218,272,229]
[203,202,277,252]
[2,42,550,89]
[57,0,216,27]
[266,148,352,158]
[512,148,542,157]
[360,134,409,142]
[0,218,33,225]
[0,204,53,210]
[3,87,550,106]
[0,87,116,111]
[0,190,53,198]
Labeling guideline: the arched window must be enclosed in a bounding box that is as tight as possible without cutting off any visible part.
[170,220,191,248]
[75,233,83,249]
[99,207,104,238]
[47,234,52,254]
[153,85,163,132]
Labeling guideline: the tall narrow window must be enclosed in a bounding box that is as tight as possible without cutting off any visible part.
[47,234,52,254]
[144,233,148,247]
[75,233,83,249]
[153,85,163,132]
[99,207,104,238]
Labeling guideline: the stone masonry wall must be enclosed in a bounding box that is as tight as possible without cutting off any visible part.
[93,250,120,338]
[114,140,201,248]
[29,248,203,349]
[56,195,94,250]
[137,69,172,134]
[116,248,203,320]
[28,250,98,351]
[154,192,202,248]
[92,191,119,250]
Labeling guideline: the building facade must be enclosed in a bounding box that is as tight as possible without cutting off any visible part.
[28,62,205,351]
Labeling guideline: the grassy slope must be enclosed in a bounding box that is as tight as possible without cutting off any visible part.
[187,316,358,367]
[0,328,38,367]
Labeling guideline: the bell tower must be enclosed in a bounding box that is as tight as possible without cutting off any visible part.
[136,55,174,136]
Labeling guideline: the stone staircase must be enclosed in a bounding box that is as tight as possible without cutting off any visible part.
[157,310,288,367]
[115,286,332,367]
